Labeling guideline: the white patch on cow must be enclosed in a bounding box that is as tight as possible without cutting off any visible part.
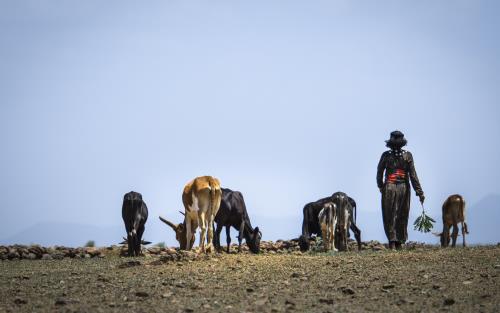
[191,192,200,213]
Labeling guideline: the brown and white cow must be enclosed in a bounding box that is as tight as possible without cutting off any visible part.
[435,194,468,247]
[318,202,337,252]
[160,176,222,253]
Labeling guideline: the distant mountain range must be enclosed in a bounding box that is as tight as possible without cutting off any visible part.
[1,194,498,247]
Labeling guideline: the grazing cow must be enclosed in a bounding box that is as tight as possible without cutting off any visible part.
[318,202,337,252]
[298,196,331,251]
[435,194,468,247]
[213,188,262,254]
[331,192,355,251]
[299,192,361,252]
[160,176,222,253]
[122,191,148,256]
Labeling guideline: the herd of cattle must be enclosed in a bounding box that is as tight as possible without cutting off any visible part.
[122,176,469,256]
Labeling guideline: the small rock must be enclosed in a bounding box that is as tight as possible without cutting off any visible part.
[341,287,355,295]
[135,291,149,298]
[55,298,67,306]
[41,254,52,260]
[14,298,27,305]
[443,298,455,306]
[26,253,38,260]
[291,272,301,278]
[246,287,255,292]
[161,292,173,298]
[319,298,334,304]
[118,260,141,268]
[462,280,473,285]
[382,284,395,290]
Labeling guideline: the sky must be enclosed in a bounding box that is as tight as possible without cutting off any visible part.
[1,1,499,247]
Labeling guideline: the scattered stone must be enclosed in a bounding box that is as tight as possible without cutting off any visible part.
[14,297,27,305]
[443,298,455,306]
[319,298,334,304]
[135,291,149,298]
[118,260,141,268]
[246,287,255,292]
[161,292,173,298]
[382,284,395,290]
[55,298,67,306]
[41,254,52,260]
[341,287,355,295]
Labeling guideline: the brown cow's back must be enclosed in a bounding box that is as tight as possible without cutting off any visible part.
[442,194,465,225]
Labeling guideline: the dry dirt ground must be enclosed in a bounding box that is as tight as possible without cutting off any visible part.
[1,246,499,313]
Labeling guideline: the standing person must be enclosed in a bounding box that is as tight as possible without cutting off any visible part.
[377,131,425,250]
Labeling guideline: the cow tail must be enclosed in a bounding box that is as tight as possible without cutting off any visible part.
[209,178,221,217]
[460,196,469,234]
[353,202,357,224]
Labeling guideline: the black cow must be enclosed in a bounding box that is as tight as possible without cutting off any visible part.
[122,191,148,256]
[298,192,361,251]
[213,188,262,253]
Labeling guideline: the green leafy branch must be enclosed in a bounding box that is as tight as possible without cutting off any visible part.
[413,205,435,233]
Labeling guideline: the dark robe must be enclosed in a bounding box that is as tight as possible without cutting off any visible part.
[377,149,424,243]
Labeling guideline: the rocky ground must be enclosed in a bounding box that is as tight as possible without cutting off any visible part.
[0,241,499,313]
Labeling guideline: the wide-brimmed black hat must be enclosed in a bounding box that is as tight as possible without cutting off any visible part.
[385,130,407,149]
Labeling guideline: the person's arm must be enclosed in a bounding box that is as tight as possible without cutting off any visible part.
[376,152,386,192]
[406,152,425,202]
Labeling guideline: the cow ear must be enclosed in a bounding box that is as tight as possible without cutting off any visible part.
[254,227,260,233]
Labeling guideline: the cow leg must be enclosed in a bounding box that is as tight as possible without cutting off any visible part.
[198,213,207,253]
[185,216,193,250]
[451,224,459,247]
[332,215,338,252]
[321,224,328,252]
[136,223,145,256]
[214,223,223,252]
[206,214,215,253]
[350,222,362,251]
[461,222,467,247]
[443,224,451,247]
[226,225,231,253]
[238,221,245,253]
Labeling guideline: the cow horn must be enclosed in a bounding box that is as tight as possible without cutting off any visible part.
[431,232,442,237]
[159,216,178,229]
[179,211,185,216]
[141,240,152,245]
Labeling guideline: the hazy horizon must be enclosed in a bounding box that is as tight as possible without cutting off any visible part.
[1,1,499,247]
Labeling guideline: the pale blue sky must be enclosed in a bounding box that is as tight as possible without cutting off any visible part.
[1,1,499,246]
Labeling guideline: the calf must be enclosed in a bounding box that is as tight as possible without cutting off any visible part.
[436,194,468,247]
[122,191,148,256]
[318,202,337,252]
[213,188,262,253]
[299,192,361,251]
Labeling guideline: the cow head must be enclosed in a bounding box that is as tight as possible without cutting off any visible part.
[159,215,195,250]
[247,227,262,254]
[433,231,459,247]
[298,235,310,252]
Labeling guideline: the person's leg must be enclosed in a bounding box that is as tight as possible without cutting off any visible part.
[382,184,398,248]
[395,184,409,248]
